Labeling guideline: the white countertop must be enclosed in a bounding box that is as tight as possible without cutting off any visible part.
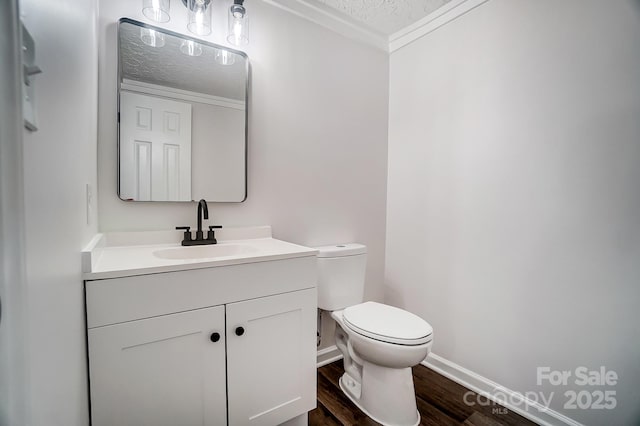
[82,226,318,280]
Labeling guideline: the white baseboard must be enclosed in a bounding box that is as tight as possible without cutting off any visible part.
[316,347,582,426]
[317,345,343,368]
[422,353,584,426]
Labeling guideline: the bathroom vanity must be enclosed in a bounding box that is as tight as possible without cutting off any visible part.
[82,227,318,426]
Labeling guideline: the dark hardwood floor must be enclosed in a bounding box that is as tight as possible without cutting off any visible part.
[309,360,538,426]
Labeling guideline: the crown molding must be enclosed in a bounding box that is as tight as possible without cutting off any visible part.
[121,79,246,110]
[260,0,390,51]
[262,0,490,53]
[389,0,489,52]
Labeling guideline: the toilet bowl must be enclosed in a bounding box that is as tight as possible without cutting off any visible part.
[316,244,433,426]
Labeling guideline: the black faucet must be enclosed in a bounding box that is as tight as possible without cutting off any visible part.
[176,199,222,246]
[196,199,208,240]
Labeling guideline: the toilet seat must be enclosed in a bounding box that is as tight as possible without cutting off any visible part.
[343,302,433,346]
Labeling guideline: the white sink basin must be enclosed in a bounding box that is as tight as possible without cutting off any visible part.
[153,244,258,260]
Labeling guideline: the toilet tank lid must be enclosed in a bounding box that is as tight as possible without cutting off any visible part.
[316,243,367,258]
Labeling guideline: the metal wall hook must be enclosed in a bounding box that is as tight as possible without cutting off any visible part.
[22,21,41,131]
[23,64,42,86]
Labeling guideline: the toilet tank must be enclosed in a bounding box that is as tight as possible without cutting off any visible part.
[316,243,367,311]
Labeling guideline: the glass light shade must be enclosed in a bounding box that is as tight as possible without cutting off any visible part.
[142,0,170,23]
[227,4,248,45]
[214,48,236,66]
[140,28,165,47]
[180,39,203,56]
[187,0,212,36]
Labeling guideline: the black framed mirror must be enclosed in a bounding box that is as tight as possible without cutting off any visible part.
[117,18,248,202]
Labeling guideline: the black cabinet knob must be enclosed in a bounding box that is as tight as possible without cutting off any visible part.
[210,332,221,342]
[235,326,245,336]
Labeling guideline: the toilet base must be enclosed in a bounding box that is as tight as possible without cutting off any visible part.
[338,365,420,426]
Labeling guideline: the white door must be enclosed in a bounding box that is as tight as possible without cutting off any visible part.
[88,305,226,426]
[119,90,192,201]
[226,289,317,426]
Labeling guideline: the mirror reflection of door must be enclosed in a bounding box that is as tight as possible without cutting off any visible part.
[119,91,192,201]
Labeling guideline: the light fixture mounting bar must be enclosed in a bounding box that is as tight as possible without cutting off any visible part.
[181,0,212,10]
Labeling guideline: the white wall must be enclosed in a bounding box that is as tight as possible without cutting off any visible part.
[97,0,390,315]
[387,1,640,424]
[20,0,99,424]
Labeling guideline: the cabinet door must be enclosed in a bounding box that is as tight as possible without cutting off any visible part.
[226,288,317,426]
[88,306,226,426]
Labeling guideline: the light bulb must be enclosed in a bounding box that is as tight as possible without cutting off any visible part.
[227,3,248,45]
[187,0,212,36]
[215,48,236,66]
[180,39,203,56]
[140,28,165,47]
[233,21,242,42]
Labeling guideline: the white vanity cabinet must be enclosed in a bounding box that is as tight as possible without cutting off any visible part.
[85,255,317,426]
[88,305,228,426]
[226,289,316,425]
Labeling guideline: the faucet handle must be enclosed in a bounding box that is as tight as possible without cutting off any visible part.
[176,226,193,244]
[207,225,222,244]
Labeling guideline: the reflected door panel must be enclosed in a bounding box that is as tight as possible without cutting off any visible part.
[120,91,192,201]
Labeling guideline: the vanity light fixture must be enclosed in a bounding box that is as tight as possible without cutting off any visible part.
[180,39,203,56]
[140,27,165,47]
[214,48,235,65]
[142,0,250,45]
[227,0,249,45]
[142,0,170,23]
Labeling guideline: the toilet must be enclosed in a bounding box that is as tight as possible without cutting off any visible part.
[316,243,433,426]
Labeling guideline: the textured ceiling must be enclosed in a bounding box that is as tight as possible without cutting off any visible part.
[312,0,454,35]
[119,22,246,100]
